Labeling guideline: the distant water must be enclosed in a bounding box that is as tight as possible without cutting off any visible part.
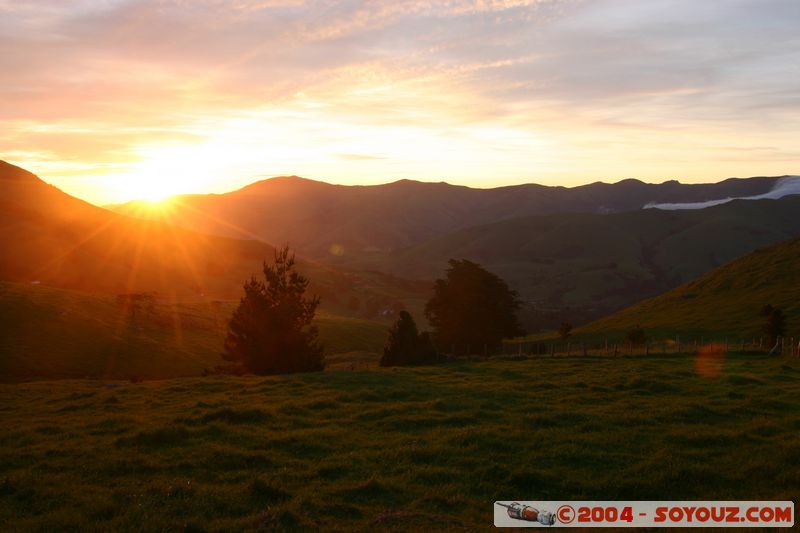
[644,175,800,210]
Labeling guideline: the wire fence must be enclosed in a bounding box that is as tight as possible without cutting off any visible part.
[470,335,800,358]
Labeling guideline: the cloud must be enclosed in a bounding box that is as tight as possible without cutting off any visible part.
[4,0,798,127]
[645,175,800,210]
[1,0,799,202]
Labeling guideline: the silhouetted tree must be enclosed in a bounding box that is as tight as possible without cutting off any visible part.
[381,311,419,367]
[380,311,438,366]
[761,304,786,346]
[626,325,647,345]
[380,311,432,366]
[425,259,523,354]
[558,321,573,340]
[223,246,324,374]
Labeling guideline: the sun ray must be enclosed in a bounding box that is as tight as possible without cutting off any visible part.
[30,215,117,282]
[164,198,273,243]
[113,218,153,336]
[162,216,208,297]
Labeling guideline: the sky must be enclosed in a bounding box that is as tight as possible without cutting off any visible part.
[1,0,799,204]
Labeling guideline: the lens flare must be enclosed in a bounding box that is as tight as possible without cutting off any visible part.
[694,343,727,378]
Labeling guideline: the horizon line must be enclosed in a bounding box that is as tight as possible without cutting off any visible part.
[2,159,797,207]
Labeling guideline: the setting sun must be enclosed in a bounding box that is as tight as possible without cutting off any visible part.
[118,178,178,202]
[109,143,240,202]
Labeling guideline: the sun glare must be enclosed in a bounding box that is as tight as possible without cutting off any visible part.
[112,143,232,202]
[125,181,176,202]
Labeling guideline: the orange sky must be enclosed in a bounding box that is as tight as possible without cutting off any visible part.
[2,0,799,204]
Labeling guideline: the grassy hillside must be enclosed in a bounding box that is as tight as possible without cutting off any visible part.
[0,282,389,382]
[575,238,800,341]
[110,173,781,261]
[1,355,798,531]
[0,161,428,318]
[361,197,800,327]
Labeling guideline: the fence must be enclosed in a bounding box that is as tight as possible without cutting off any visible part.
[472,335,800,358]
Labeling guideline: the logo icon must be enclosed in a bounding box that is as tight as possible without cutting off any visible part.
[496,502,556,526]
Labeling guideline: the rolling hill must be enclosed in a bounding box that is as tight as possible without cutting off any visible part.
[364,197,800,327]
[7,160,799,331]
[0,161,428,317]
[0,281,389,382]
[576,238,800,340]
[105,168,800,328]
[110,173,783,260]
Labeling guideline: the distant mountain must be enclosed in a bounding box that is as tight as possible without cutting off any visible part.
[13,160,800,329]
[365,197,800,327]
[0,161,426,315]
[110,173,783,260]
[578,238,800,340]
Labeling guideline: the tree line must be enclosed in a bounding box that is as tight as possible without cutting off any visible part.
[221,247,523,375]
[220,246,792,375]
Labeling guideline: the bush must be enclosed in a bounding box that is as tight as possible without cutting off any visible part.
[558,321,573,340]
[380,312,439,366]
[626,325,647,345]
[761,304,786,346]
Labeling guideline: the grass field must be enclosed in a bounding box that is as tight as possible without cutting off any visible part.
[1,354,799,531]
[0,281,389,382]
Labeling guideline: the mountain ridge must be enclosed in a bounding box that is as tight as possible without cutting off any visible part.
[108,169,785,261]
[7,160,800,329]
[116,173,787,206]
